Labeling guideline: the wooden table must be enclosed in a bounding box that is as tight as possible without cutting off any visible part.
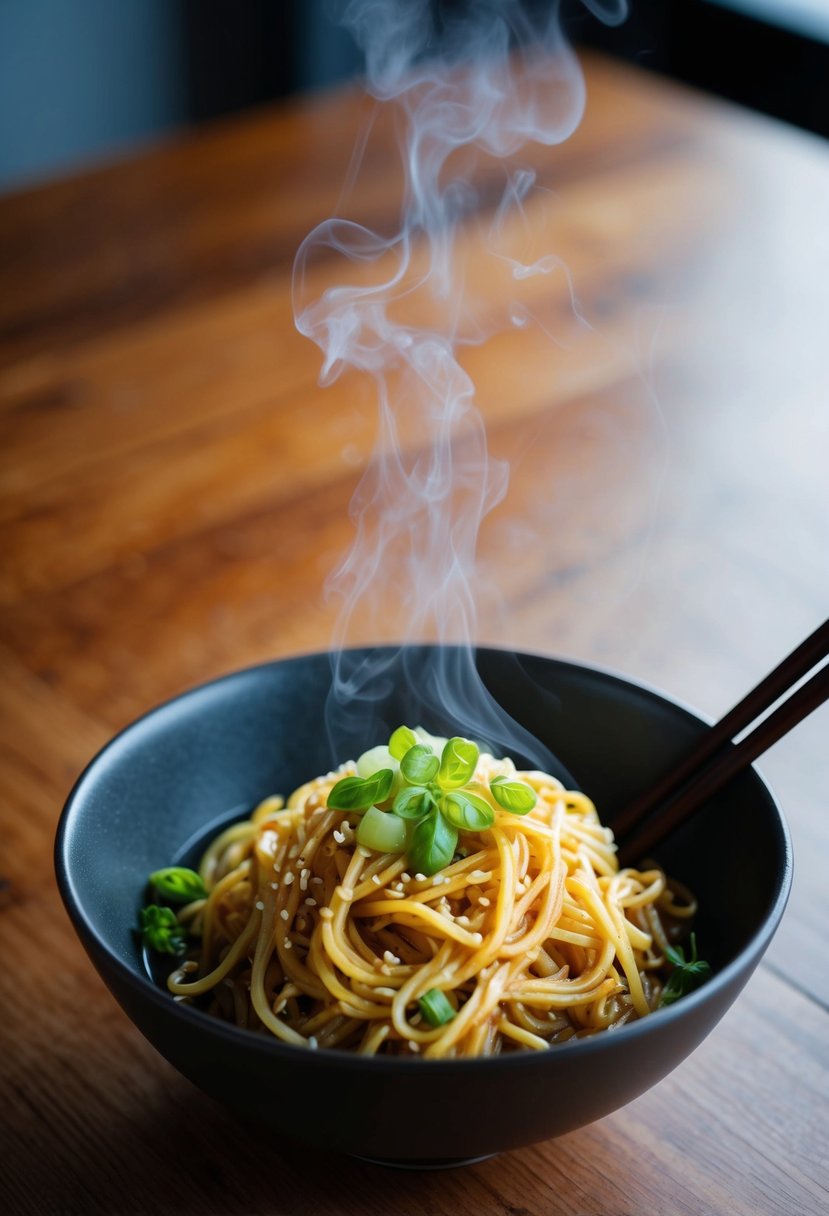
[1,50,827,1216]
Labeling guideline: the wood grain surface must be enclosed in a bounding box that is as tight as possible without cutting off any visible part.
[1,50,827,1216]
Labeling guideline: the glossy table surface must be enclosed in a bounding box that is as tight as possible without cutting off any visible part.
[1,49,827,1216]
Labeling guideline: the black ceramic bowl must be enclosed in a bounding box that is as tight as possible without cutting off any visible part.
[56,647,791,1165]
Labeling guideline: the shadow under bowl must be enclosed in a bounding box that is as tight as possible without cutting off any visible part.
[55,646,792,1165]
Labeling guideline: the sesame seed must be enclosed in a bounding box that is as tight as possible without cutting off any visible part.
[478,896,491,907]
[333,829,345,844]
[279,909,290,921]
[414,873,426,882]
[382,950,401,966]
[270,881,279,890]
[371,874,381,885]
[305,898,317,907]
[468,870,489,883]
[311,876,323,885]
[283,872,295,886]
[283,938,293,950]
[456,915,470,927]
[307,1036,318,1050]
[409,1041,421,1054]
[401,872,412,883]
[255,900,265,911]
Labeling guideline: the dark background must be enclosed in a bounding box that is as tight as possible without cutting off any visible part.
[1,0,827,192]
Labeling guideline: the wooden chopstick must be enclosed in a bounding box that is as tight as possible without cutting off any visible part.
[616,618,829,865]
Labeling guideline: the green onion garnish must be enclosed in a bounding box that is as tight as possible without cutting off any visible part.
[328,726,538,876]
[418,988,456,1027]
[355,805,407,853]
[148,866,207,903]
[139,904,187,955]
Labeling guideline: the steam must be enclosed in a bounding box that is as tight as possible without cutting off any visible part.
[293,0,627,763]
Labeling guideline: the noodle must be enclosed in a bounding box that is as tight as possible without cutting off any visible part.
[164,749,698,1056]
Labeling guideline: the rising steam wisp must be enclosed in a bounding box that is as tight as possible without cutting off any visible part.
[292,0,627,763]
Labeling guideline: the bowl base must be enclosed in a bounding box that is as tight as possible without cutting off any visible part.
[353,1153,495,1170]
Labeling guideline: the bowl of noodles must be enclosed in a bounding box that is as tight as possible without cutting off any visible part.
[55,646,792,1165]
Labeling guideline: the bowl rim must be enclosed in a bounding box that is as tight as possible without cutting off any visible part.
[55,643,794,1073]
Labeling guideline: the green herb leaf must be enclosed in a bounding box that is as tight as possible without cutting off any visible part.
[489,776,537,815]
[663,942,686,968]
[327,769,394,811]
[140,904,187,955]
[440,790,495,831]
[392,784,436,821]
[148,866,208,903]
[418,987,456,1027]
[400,742,440,785]
[389,726,419,761]
[409,808,458,876]
[660,933,712,1006]
[437,737,479,790]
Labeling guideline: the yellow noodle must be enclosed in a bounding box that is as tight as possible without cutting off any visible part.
[165,749,696,1054]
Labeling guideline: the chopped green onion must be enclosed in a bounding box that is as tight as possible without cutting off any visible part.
[372,726,542,876]
[418,988,456,1026]
[357,745,398,780]
[140,904,187,955]
[355,805,407,853]
[148,866,207,903]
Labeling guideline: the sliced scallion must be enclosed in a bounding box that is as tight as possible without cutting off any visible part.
[357,745,398,780]
[418,987,456,1026]
[355,804,407,853]
[148,866,207,903]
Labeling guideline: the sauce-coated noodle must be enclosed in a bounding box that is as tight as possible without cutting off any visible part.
[167,752,696,1055]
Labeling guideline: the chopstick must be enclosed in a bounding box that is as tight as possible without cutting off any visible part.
[616,618,829,865]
